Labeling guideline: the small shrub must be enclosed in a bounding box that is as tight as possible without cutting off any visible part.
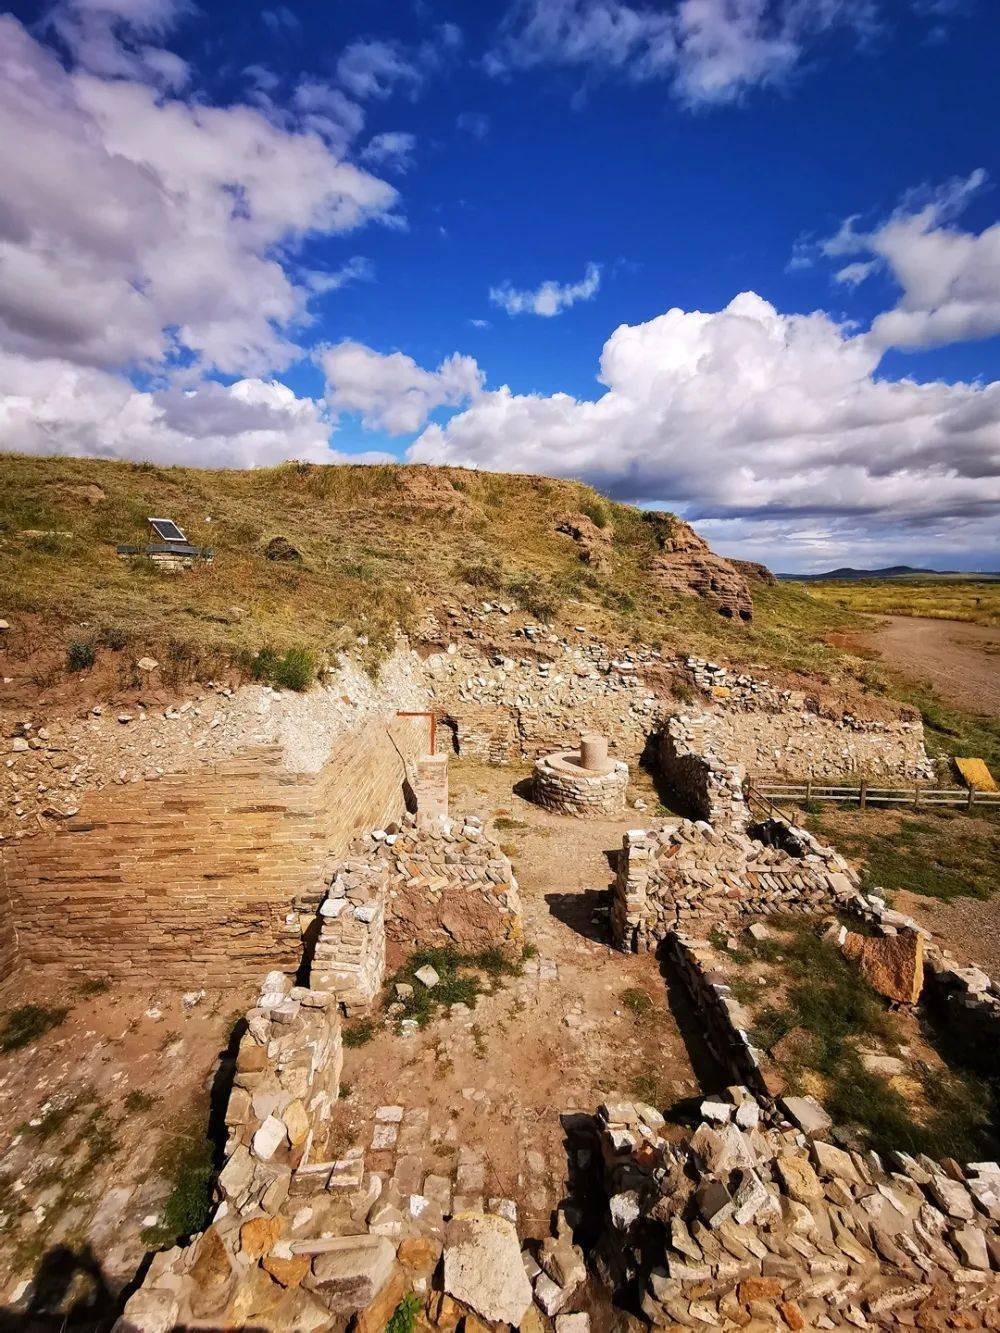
[581,499,609,529]
[386,1293,422,1333]
[0,1004,68,1052]
[66,639,95,671]
[343,1018,377,1047]
[621,987,655,1017]
[124,1089,159,1113]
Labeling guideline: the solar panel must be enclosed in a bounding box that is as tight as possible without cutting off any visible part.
[148,517,187,543]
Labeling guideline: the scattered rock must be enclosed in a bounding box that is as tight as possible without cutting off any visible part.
[443,1212,533,1326]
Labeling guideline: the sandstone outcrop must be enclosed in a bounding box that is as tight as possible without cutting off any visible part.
[554,512,612,569]
[643,512,755,621]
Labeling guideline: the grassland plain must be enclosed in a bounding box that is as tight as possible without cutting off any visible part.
[793,576,1000,627]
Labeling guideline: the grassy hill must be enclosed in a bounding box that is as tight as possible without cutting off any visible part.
[0,452,871,694]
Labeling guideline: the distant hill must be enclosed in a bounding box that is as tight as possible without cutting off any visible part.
[779,565,1000,582]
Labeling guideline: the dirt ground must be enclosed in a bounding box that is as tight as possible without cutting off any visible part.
[332,759,710,1239]
[852,613,1000,714]
[0,977,254,1321]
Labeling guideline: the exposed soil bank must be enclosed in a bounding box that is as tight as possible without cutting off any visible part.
[853,613,1000,714]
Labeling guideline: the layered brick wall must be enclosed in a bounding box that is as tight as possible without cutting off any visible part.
[0,715,425,984]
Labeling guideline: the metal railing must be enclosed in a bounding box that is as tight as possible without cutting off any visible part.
[748,777,1000,813]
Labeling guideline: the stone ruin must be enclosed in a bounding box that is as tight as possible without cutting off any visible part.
[532,732,629,818]
[612,817,860,952]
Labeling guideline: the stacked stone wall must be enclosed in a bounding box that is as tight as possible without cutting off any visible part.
[658,717,747,829]
[311,860,388,1014]
[424,644,664,765]
[612,819,859,951]
[0,715,425,984]
[684,659,932,780]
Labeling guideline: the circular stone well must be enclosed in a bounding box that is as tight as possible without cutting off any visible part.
[532,734,629,817]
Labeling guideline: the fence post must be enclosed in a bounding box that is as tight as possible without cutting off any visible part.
[806,778,813,804]
[914,783,920,809]
[967,785,975,812]
[859,779,868,810]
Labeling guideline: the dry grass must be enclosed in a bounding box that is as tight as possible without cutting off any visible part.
[0,453,880,694]
[793,577,1000,627]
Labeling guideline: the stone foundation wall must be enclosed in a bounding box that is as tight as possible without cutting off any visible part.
[532,751,628,817]
[612,819,859,951]
[424,644,664,765]
[0,715,425,984]
[658,717,747,829]
[362,813,523,969]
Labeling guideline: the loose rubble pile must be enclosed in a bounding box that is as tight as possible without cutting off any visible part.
[593,1089,1000,1329]
[533,748,629,817]
[612,818,859,951]
[358,810,524,965]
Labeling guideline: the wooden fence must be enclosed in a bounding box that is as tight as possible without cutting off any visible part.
[748,778,1000,814]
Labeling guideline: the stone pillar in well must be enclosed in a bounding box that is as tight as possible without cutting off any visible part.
[413,752,449,822]
[579,732,610,772]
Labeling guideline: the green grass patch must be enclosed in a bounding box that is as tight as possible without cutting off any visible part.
[736,917,996,1159]
[66,639,95,671]
[342,1018,378,1048]
[493,815,528,832]
[808,808,999,901]
[0,1004,68,1052]
[141,1113,216,1247]
[389,945,528,1027]
[77,976,112,997]
[250,645,320,691]
[620,987,655,1017]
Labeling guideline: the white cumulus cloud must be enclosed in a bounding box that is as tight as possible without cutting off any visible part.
[408,291,1000,554]
[0,14,398,381]
[318,341,485,434]
[490,263,602,317]
[822,170,1000,350]
[0,348,394,468]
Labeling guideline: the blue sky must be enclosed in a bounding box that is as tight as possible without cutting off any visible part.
[1,0,998,570]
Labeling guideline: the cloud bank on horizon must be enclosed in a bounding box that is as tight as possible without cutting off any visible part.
[0,0,998,571]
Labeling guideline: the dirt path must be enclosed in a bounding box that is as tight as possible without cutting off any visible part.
[894,889,1000,978]
[852,614,1000,714]
[336,760,709,1244]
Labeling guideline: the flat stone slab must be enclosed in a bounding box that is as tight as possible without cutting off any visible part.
[443,1211,533,1326]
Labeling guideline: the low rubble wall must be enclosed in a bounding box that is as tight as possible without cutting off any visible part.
[423,641,664,765]
[612,818,859,951]
[0,714,425,984]
[685,659,932,780]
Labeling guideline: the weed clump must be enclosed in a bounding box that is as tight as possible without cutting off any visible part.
[66,639,95,671]
[621,987,655,1017]
[343,1018,377,1048]
[386,1293,422,1333]
[389,945,529,1028]
[250,645,319,691]
[0,1004,68,1052]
